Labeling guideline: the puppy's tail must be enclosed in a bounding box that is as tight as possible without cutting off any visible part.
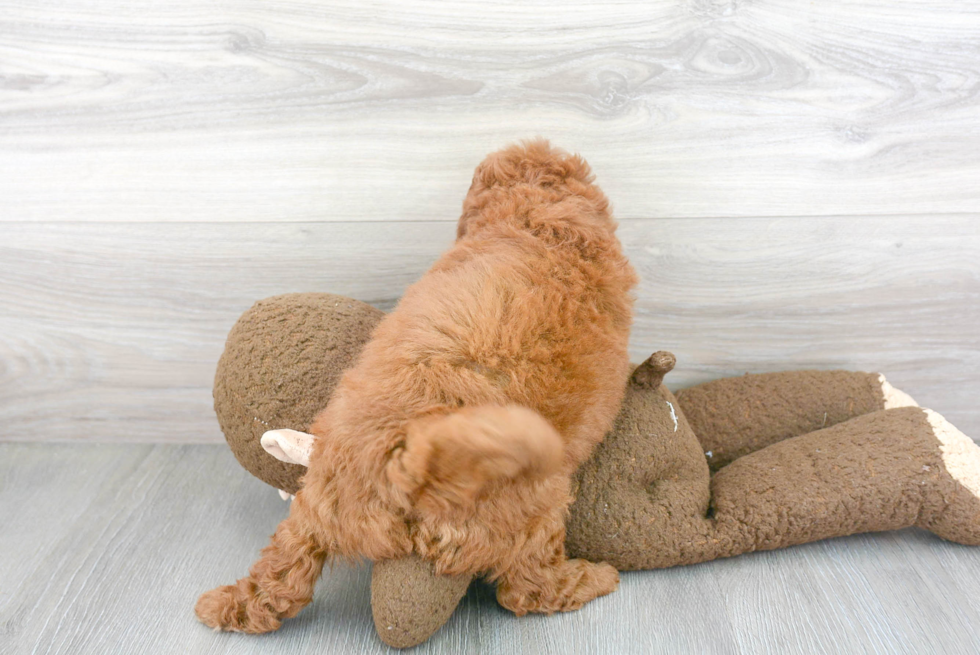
[387,405,564,514]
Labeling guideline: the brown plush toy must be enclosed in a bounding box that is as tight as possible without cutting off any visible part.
[215,293,980,648]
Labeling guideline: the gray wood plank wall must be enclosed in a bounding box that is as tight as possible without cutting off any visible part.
[1,1,978,443]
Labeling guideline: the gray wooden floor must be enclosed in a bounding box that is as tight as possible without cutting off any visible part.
[3,442,980,655]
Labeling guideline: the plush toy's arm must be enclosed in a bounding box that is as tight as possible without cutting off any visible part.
[675,371,917,471]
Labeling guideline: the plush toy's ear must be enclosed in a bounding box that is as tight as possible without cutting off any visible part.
[261,429,316,499]
[261,429,315,467]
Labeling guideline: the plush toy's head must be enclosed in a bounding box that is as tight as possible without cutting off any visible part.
[213,293,384,493]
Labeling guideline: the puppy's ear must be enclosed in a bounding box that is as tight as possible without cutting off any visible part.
[387,405,564,516]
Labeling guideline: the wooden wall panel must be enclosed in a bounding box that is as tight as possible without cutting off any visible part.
[2,216,976,442]
[1,1,979,222]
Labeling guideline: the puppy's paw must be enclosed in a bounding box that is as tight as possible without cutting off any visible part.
[496,559,621,615]
[563,559,619,610]
[586,561,620,598]
[195,581,281,634]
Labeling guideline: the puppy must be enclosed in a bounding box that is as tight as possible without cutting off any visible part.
[196,140,637,632]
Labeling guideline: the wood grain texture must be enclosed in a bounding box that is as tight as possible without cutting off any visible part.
[1,216,977,443]
[2,442,980,654]
[1,1,979,222]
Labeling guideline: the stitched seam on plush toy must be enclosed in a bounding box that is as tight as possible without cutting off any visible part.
[666,401,678,432]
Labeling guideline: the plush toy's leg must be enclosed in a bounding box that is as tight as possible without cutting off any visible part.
[675,370,917,471]
[195,493,327,633]
[492,511,619,616]
[702,406,980,559]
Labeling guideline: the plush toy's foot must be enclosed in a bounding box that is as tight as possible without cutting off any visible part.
[195,581,284,634]
[916,409,980,546]
[495,559,619,616]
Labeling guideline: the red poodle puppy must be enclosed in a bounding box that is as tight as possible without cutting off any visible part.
[195,139,638,632]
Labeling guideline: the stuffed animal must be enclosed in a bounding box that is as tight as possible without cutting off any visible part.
[212,292,980,647]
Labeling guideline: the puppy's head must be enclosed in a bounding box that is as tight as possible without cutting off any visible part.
[457,139,600,240]
[471,139,593,190]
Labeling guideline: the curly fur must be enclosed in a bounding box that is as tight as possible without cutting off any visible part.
[196,139,638,631]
